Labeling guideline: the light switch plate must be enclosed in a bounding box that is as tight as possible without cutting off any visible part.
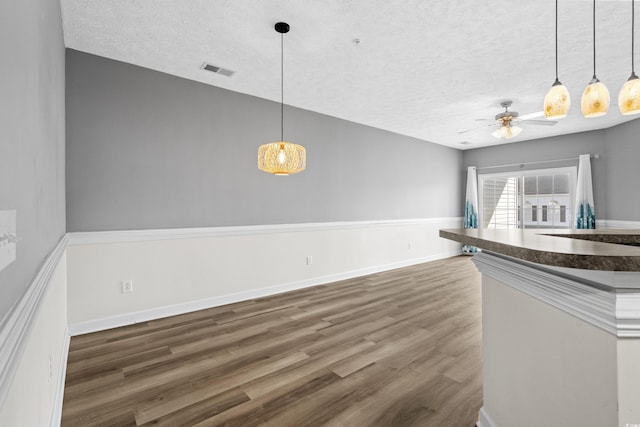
[0,210,17,272]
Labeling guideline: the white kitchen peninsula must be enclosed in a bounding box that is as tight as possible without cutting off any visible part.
[440,228,640,427]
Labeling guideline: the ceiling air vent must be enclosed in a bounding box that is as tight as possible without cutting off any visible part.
[202,63,235,77]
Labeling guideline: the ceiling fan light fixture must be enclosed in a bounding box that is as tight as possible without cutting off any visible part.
[510,125,523,138]
[492,124,522,139]
[544,79,571,119]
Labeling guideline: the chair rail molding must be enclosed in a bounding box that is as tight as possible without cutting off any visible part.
[67,217,463,245]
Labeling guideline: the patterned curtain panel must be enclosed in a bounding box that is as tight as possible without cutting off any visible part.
[463,166,479,254]
[575,154,596,229]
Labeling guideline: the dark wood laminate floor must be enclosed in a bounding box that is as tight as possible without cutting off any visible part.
[62,256,482,427]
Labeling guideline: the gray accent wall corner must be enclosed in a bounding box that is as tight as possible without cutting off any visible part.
[65,50,463,231]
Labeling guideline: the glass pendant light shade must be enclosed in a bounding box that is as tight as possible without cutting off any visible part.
[544,0,570,119]
[581,78,610,117]
[258,141,306,176]
[544,80,571,119]
[619,73,640,115]
[582,0,609,118]
[619,0,639,115]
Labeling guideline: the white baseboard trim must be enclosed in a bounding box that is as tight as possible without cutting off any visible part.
[0,234,68,411]
[50,329,70,427]
[477,407,497,427]
[68,217,463,245]
[69,249,461,336]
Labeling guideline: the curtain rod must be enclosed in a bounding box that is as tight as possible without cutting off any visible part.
[476,153,599,171]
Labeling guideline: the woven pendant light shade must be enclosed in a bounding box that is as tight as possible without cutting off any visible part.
[258,22,307,176]
[258,142,306,176]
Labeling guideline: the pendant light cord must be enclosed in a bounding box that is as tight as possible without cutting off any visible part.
[555,0,559,80]
[592,0,597,79]
[633,0,636,74]
[280,32,284,142]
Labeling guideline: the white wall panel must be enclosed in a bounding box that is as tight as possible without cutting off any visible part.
[0,253,69,427]
[67,218,462,333]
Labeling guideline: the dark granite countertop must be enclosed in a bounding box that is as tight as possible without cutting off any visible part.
[439,228,640,271]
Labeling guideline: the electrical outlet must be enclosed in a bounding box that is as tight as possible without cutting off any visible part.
[0,210,17,272]
[408,242,412,250]
[306,256,313,265]
[121,280,134,293]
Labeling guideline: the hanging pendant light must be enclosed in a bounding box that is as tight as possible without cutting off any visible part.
[581,0,610,117]
[544,0,571,119]
[619,0,640,115]
[258,22,306,176]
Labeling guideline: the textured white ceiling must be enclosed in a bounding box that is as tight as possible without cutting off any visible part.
[61,0,640,149]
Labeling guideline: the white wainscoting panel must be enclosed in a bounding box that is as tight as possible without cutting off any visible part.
[3,216,638,425]
[67,218,463,334]
[0,245,69,427]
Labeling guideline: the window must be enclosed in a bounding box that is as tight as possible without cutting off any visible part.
[481,176,518,229]
[478,167,576,229]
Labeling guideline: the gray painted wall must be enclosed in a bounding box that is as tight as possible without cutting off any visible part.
[604,119,640,221]
[463,119,640,222]
[66,50,463,231]
[0,1,66,316]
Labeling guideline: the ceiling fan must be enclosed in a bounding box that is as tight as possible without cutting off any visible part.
[460,101,558,139]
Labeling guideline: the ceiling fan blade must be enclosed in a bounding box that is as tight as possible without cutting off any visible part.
[520,119,557,126]
[458,127,478,134]
[458,122,497,134]
[518,111,545,120]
